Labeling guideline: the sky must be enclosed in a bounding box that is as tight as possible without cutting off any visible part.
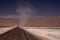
[0,0,60,17]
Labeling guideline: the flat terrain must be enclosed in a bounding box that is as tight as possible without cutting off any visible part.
[24,27,60,40]
[0,27,60,40]
[0,27,42,40]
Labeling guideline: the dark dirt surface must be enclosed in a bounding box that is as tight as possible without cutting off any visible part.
[0,27,41,40]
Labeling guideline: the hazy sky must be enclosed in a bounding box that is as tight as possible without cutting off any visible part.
[0,0,60,16]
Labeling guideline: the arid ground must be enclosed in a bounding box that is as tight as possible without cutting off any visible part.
[0,16,60,40]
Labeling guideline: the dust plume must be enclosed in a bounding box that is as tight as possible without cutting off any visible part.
[16,4,33,27]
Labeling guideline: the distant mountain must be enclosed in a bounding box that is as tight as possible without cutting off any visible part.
[0,16,60,27]
[0,15,18,18]
[26,16,60,27]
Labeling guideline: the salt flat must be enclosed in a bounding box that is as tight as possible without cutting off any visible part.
[0,27,60,40]
[0,27,16,34]
[23,27,60,40]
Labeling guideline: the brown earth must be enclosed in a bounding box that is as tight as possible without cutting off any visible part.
[0,27,42,40]
[0,16,60,27]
